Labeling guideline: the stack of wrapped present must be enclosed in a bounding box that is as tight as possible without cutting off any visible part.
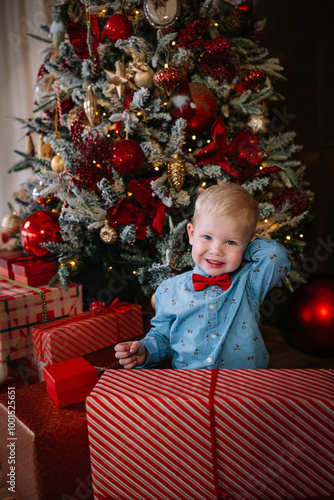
[0,277,83,364]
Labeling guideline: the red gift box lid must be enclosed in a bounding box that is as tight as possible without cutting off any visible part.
[0,251,32,270]
[12,258,56,276]
[43,357,98,393]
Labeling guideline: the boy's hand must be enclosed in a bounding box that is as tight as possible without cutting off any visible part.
[114,341,148,369]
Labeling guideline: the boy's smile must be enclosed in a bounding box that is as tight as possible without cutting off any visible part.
[187,213,253,276]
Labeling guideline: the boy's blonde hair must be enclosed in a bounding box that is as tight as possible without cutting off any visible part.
[193,183,259,237]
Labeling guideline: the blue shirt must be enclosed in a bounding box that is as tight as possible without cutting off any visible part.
[138,237,291,369]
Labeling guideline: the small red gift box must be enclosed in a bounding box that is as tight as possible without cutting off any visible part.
[86,369,334,500]
[0,251,32,280]
[0,381,92,499]
[33,301,143,365]
[12,257,56,276]
[12,257,56,286]
[43,356,98,408]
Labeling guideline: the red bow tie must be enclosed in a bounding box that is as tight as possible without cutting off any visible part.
[192,273,231,292]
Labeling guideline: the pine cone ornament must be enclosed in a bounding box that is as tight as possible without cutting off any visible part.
[219,9,248,37]
[167,155,186,192]
[67,0,87,25]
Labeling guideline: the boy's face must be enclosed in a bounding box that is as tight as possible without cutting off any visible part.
[187,212,254,276]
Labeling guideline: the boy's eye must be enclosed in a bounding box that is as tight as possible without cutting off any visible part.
[203,235,212,240]
[226,240,236,245]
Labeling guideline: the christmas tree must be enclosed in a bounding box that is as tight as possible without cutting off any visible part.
[8,0,311,302]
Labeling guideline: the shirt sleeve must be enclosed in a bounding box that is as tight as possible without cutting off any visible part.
[136,281,174,369]
[243,237,291,305]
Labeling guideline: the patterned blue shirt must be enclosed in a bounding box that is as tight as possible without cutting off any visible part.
[138,237,291,369]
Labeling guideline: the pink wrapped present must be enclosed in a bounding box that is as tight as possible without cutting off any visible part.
[0,278,83,362]
[32,302,143,365]
[86,369,334,500]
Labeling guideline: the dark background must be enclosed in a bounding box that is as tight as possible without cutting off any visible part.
[255,0,334,275]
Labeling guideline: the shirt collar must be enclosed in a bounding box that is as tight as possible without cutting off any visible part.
[193,264,238,280]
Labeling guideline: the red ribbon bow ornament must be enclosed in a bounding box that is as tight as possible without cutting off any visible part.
[106,178,167,240]
[194,117,265,182]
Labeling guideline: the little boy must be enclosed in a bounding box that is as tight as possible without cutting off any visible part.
[115,183,291,369]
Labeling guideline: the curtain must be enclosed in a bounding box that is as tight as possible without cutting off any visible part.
[0,0,53,224]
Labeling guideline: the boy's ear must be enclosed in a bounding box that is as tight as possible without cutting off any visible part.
[187,223,194,245]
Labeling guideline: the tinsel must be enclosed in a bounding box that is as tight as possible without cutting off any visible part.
[70,110,113,190]
[272,187,310,217]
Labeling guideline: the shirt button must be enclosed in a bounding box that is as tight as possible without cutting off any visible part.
[211,333,218,339]
[207,357,213,363]
[209,304,215,310]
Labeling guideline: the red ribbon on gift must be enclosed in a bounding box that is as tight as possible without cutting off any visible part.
[89,298,134,318]
[106,178,166,239]
[194,117,265,181]
[209,369,232,500]
[89,298,118,316]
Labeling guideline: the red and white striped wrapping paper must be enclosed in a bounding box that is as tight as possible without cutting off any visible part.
[32,302,143,365]
[86,369,334,500]
[0,279,83,362]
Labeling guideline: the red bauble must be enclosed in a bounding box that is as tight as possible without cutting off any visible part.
[100,14,133,43]
[110,139,145,175]
[20,211,62,258]
[185,83,218,133]
[285,275,334,356]
[153,66,183,96]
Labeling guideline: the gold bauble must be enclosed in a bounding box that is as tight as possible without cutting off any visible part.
[51,153,66,173]
[167,154,186,192]
[151,292,155,309]
[134,69,155,88]
[83,85,98,127]
[100,221,118,244]
[1,213,23,236]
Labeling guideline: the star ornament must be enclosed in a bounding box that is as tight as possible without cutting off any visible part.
[247,114,270,134]
[105,61,136,99]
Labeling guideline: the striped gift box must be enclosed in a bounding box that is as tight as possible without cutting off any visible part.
[0,279,83,362]
[86,369,334,500]
[32,302,143,365]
